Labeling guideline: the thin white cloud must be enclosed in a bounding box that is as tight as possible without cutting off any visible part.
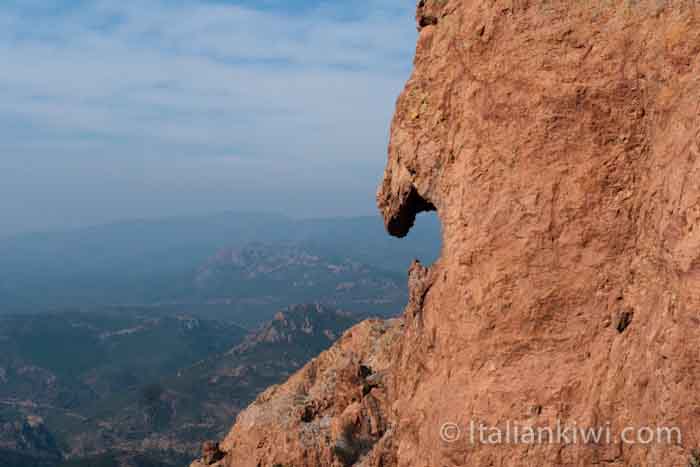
[0,0,417,234]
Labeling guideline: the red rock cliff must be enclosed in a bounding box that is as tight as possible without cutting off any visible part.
[194,1,700,466]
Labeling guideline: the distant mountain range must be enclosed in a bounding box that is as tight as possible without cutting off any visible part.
[0,212,441,322]
[0,211,440,466]
[0,305,363,467]
[190,242,407,326]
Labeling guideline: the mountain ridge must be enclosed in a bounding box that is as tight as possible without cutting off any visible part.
[0,213,440,315]
[0,304,367,466]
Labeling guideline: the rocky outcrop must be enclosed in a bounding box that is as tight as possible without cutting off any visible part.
[191,441,226,466]
[203,318,403,467]
[197,1,700,466]
[0,416,63,465]
[230,304,360,352]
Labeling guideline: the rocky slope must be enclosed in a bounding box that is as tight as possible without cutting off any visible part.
[194,1,700,466]
[0,416,63,466]
[0,306,361,466]
[193,243,407,321]
[191,318,403,467]
[169,304,364,446]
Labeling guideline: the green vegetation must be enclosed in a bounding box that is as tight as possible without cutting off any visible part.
[0,305,360,465]
[0,449,59,467]
[58,450,189,467]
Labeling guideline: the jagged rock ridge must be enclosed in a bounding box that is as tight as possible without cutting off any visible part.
[195,1,700,466]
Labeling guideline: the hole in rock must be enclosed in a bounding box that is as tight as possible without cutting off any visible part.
[616,309,634,333]
[375,210,442,317]
[383,210,442,270]
[358,365,373,379]
[418,15,438,29]
[386,186,437,239]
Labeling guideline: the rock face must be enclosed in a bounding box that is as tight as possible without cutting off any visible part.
[199,1,700,466]
[191,440,226,466]
[199,318,403,467]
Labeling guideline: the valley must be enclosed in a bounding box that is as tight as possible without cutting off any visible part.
[0,212,440,466]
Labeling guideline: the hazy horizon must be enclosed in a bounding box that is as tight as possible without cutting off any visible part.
[0,0,416,238]
[0,209,414,240]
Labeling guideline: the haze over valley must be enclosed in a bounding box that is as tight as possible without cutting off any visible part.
[0,211,440,466]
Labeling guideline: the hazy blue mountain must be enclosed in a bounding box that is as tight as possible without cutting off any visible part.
[0,211,440,465]
[0,212,440,316]
[0,212,290,312]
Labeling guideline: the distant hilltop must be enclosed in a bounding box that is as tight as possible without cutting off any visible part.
[0,212,440,317]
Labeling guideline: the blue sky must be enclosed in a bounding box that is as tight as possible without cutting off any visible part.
[0,0,416,237]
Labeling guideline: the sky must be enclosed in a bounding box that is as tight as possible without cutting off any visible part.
[0,0,417,237]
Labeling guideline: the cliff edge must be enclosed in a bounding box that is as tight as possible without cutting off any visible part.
[194,1,700,465]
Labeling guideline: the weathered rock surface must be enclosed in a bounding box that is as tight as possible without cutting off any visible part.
[208,318,403,467]
[197,1,700,466]
[191,440,226,466]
